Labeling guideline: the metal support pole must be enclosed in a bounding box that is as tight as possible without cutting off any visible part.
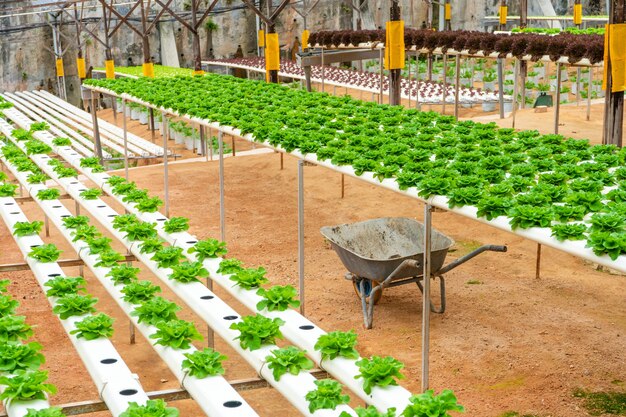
[218,131,225,242]
[111,97,117,125]
[497,58,505,118]
[535,244,542,279]
[512,59,520,129]
[341,174,345,198]
[89,90,103,163]
[554,63,562,135]
[421,203,433,392]
[453,54,460,120]
[44,215,50,237]
[416,52,421,110]
[75,200,80,216]
[149,108,156,142]
[321,48,325,93]
[576,68,582,105]
[199,125,206,158]
[586,69,592,121]
[297,159,305,316]
[122,99,129,180]
[303,66,313,92]
[379,48,384,104]
[162,112,170,218]
[129,321,136,344]
[442,55,447,114]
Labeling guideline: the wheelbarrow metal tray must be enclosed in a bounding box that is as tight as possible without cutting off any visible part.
[320,217,454,281]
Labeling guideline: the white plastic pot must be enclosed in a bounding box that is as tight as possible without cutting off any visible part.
[482,101,496,112]
[483,81,495,91]
[503,101,513,113]
[139,112,148,125]
[184,135,194,151]
[130,108,140,120]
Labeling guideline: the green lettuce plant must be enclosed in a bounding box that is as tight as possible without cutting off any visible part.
[94,250,125,267]
[152,247,184,269]
[150,319,202,349]
[36,188,60,201]
[229,267,268,290]
[265,346,314,381]
[314,330,359,360]
[305,379,350,413]
[121,281,161,304]
[401,389,464,417]
[230,314,285,351]
[44,276,86,297]
[79,188,102,200]
[132,297,180,325]
[0,316,33,341]
[217,258,243,274]
[52,294,97,319]
[355,356,405,394]
[70,313,114,340]
[163,217,189,233]
[181,348,227,378]
[169,261,208,283]
[28,244,62,263]
[13,221,43,237]
[188,239,227,261]
[0,341,45,372]
[120,400,179,417]
[106,264,140,285]
[256,285,300,312]
[0,369,57,402]
[62,215,90,229]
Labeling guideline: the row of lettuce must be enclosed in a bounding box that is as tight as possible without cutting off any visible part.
[0,118,180,417]
[0,113,463,416]
[86,75,626,261]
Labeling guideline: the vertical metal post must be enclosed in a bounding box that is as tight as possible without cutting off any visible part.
[149,108,156,142]
[44,215,50,237]
[416,52,421,110]
[421,203,433,392]
[111,96,117,125]
[321,48,325,93]
[453,54,460,120]
[297,159,305,316]
[535,244,542,279]
[199,125,206,158]
[129,321,136,344]
[218,131,225,242]
[122,99,129,180]
[586,69,592,121]
[442,55,447,114]
[576,68,582,105]
[162,112,170,218]
[554,62,562,135]
[90,90,103,163]
[379,48,384,104]
[408,53,412,108]
[75,200,80,216]
[341,174,345,198]
[497,58,505,118]
[512,59,520,129]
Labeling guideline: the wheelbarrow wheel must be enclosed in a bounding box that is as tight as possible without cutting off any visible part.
[352,278,383,305]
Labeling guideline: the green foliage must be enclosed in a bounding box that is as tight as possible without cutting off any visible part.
[79,157,101,168]
[139,238,165,254]
[121,280,161,304]
[586,232,626,260]
[24,140,52,155]
[53,294,97,319]
[62,215,90,229]
[0,341,44,373]
[169,261,208,283]
[265,346,314,381]
[181,348,227,378]
[150,319,202,349]
[340,406,397,417]
[94,250,125,267]
[256,285,300,312]
[135,196,163,213]
[0,295,18,317]
[132,296,180,325]
[86,236,113,255]
[217,258,243,274]
[28,244,62,263]
[401,389,464,417]
[23,407,66,417]
[355,356,405,394]
[29,122,49,132]
[71,225,101,242]
[229,267,268,290]
[13,221,43,237]
[305,379,350,413]
[573,388,626,416]
[508,205,553,229]
[120,400,179,417]
[52,137,72,147]
[0,315,33,341]
[124,222,157,241]
[152,246,184,269]
[44,276,86,297]
[106,264,140,285]
[70,313,114,340]
[0,369,57,402]
[79,188,103,200]
[589,213,625,233]
[163,217,189,233]
[551,223,587,242]
[27,172,49,184]
[188,239,227,261]
[230,314,285,351]
[314,330,359,361]
[0,183,18,197]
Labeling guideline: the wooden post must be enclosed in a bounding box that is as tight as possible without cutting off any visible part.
[191,0,202,72]
[603,0,625,147]
[389,0,401,106]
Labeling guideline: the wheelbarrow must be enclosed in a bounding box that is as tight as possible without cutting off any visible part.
[320,217,507,329]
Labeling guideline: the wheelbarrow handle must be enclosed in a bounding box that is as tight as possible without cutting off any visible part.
[436,244,507,276]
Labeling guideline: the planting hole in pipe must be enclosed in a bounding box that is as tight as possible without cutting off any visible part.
[186,241,197,244]
[61,215,70,218]
[108,214,118,218]
[119,389,138,396]
[100,358,118,364]
[299,325,315,330]
[223,315,238,321]
[4,202,14,205]
[70,182,79,185]
[53,205,62,208]
[223,401,242,408]
[48,273,61,277]
[200,295,214,300]
[30,244,40,248]
[97,205,106,208]
[10,212,20,214]
[156,218,167,222]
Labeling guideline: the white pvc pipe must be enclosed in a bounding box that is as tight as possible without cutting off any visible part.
[0,119,357,417]
[0,161,260,417]
[0,196,151,417]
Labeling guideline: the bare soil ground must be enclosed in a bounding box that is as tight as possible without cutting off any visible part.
[0,99,625,417]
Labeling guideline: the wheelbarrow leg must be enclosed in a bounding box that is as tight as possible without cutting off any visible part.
[359,279,375,329]
[416,275,446,314]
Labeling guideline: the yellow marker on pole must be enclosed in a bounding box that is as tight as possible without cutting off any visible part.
[444,3,451,21]
[105,60,115,79]
[604,23,626,92]
[385,20,405,71]
[193,70,205,76]
[499,6,508,25]
[142,62,155,78]
[258,29,265,48]
[55,58,64,77]
[302,29,310,49]
[76,58,86,79]
[573,3,583,25]
[265,33,280,72]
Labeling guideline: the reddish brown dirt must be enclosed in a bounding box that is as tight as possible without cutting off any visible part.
[1,101,625,417]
